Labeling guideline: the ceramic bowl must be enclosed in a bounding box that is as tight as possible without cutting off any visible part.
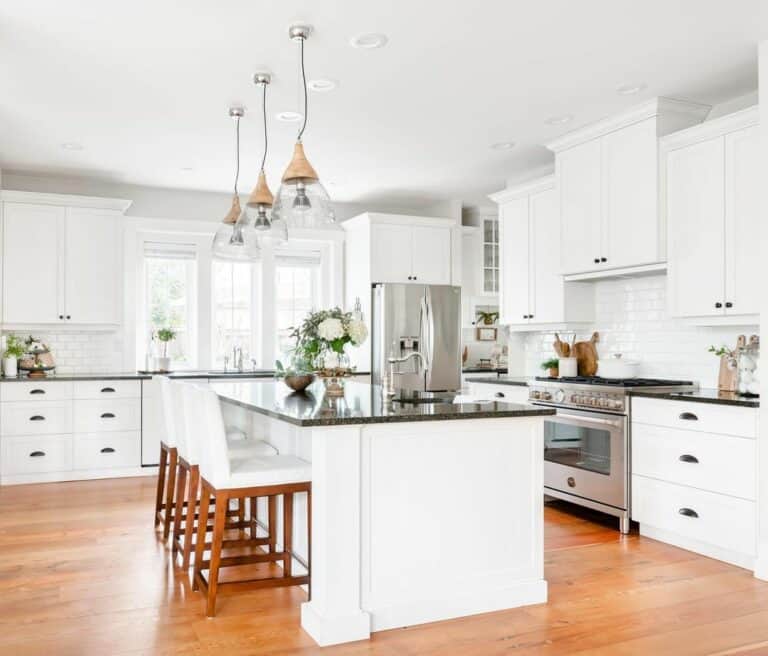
[283,373,315,392]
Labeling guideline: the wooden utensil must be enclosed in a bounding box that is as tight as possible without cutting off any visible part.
[553,334,571,358]
[572,332,599,377]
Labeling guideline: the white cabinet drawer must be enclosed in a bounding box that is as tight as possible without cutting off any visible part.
[0,381,73,402]
[466,383,529,404]
[74,399,141,433]
[632,423,755,500]
[73,431,141,470]
[632,475,755,557]
[1,434,73,475]
[73,380,141,400]
[631,397,757,438]
[0,401,73,435]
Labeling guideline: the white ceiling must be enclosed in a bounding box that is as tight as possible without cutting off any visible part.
[0,1,764,207]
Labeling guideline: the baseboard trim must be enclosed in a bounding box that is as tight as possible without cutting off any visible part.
[301,602,371,647]
[640,524,754,571]
[1,466,155,486]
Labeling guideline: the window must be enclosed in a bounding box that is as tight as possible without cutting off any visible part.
[274,253,321,363]
[143,241,197,368]
[212,260,256,368]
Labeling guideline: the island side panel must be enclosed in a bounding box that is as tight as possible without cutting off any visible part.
[360,416,546,631]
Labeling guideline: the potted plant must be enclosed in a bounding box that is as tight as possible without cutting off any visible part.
[476,310,499,326]
[3,334,25,378]
[540,358,559,378]
[275,353,316,393]
[155,328,177,372]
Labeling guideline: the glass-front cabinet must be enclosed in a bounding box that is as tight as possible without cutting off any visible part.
[481,216,499,294]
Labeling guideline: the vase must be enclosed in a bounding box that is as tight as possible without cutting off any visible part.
[154,356,171,373]
[3,357,17,378]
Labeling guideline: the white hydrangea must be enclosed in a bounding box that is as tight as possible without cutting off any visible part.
[317,317,344,341]
[348,319,368,345]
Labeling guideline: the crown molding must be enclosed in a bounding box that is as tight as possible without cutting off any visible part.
[488,175,555,204]
[0,190,132,213]
[545,97,712,153]
[660,105,759,151]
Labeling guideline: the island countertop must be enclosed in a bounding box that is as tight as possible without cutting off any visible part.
[212,379,554,427]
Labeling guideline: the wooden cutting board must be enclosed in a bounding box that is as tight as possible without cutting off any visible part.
[572,332,599,376]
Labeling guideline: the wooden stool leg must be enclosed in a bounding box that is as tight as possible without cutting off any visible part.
[182,465,200,569]
[283,493,293,578]
[171,462,187,555]
[268,495,277,553]
[206,493,229,618]
[193,485,211,592]
[163,449,178,540]
[249,496,258,538]
[154,445,168,527]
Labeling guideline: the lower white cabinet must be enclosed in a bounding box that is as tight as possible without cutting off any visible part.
[74,398,141,433]
[0,401,73,436]
[1,434,74,476]
[73,432,141,470]
[631,397,757,569]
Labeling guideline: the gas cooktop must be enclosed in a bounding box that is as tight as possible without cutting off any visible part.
[534,376,694,388]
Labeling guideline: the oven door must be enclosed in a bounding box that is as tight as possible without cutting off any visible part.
[540,406,627,510]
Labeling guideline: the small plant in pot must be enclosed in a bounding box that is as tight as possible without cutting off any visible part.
[540,358,559,378]
[2,335,25,378]
[275,353,316,393]
[155,328,176,372]
[476,310,499,326]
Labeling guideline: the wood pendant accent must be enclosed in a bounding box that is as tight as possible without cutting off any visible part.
[281,141,319,183]
[223,195,241,224]
[246,170,274,208]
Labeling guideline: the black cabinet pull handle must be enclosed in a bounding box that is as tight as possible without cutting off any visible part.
[600,257,607,263]
[59,314,64,320]
[593,258,600,263]
[494,392,505,398]
[100,387,116,393]
[100,447,116,454]
[679,454,699,464]
[29,415,45,421]
[715,302,723,309]
[29,451,45,458]
[725,302,733,308]
[66,315,71,320]
[100,412,116,419]
[30,389,46,395]
[678,507,699,518]
[529,314,534,319]
[678,412,698,421]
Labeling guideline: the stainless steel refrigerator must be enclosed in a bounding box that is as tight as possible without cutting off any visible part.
[371,284,461,393]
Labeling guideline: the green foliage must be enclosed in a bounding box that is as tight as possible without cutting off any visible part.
[157,328,177,342]
[540,358,559,370]
[3,334,25,359]
[290,307,355,367]
[708,345,732,358]
[476,310,499,325]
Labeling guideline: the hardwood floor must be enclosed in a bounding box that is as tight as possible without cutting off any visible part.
[1,476,767,655]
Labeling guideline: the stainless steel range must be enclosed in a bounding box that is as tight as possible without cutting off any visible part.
[529,376,696,533]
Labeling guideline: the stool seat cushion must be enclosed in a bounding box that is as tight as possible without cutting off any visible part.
[227,436,279,458]
[228,455,311,487]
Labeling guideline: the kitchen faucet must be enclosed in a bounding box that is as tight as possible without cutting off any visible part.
[232,345,243,372]
[382,351,426,397]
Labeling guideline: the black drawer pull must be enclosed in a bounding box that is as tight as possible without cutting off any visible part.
[678,412,698,421]
[29,451,45,458]
[678,507,699,518]
[100,412,116,419]
[100,447,116,454]
[29,415,45,421]
[494,392,505,398]
[29,389,46,395]
[679,454,699,464]
[100,387,116,393]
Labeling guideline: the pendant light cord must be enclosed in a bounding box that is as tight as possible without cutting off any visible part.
[260,81,268,172]
[233,115,241,195]
[297,36,308,141]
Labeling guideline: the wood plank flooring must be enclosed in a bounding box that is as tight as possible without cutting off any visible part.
[0,476,767,655]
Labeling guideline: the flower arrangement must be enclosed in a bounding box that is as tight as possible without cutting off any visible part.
[289,307,368,375]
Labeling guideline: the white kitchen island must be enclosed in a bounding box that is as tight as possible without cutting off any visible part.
[212,380,553,647]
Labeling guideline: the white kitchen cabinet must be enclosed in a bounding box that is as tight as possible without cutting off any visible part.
[0,192,130,327]
[411,225,452,284]
[368,220,452,284]
[663,107,760,320]
[547,98,709,276]
[490,177,593,330]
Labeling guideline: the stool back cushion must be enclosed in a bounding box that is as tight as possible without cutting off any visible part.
[157,376,176,449]
[196,386,232,487]
[173,381,196,462]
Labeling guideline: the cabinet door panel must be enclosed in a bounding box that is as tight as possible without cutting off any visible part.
[602,118,660,268]
[667,137,725,317]
[2,203,63,324]
[530,189,562,323]
[369,223,414,283]
[411,225,451,284]
[499,198,529,324]
[558,140,602,274]
[724,125,759,316]
[64,209,120,324]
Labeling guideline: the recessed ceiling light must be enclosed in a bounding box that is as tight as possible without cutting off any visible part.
[545,114,573,126]
[308,78,338,92]
[61,142,83,151]
[490,142,515,151]
[616,82,647,96]
[276,111,303,122]
[349,32,388,49]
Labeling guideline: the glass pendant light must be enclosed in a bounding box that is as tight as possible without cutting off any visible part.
[212,107,261,261]
[273,24,341,231]
[244,73,288,245]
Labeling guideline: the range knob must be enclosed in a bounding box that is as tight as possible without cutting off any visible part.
[540,391,552,401]
[611,399,624,410]
[531,390,541,399]
[588,397,598,406]
[554,389,565,403]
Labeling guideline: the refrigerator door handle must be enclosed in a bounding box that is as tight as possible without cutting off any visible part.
[420,295,432,372]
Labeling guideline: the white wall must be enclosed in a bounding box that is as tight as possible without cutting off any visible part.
[515,275,758,388]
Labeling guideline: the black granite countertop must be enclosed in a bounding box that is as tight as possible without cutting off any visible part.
[630,388,760,408]
[0,370,277,382]
[212,380,554,427]
[464,376,531,387]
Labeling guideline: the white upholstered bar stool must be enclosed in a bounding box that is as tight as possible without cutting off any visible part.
[154,377,179,539]
[190,385,312,618]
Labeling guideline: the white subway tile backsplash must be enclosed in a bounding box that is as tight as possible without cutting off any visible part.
[516,275,758,389]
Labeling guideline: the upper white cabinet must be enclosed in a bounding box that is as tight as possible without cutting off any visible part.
[1,192,131,327]
[490,177,593,329]
[663,107,760,320]
[547,98,710,276]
